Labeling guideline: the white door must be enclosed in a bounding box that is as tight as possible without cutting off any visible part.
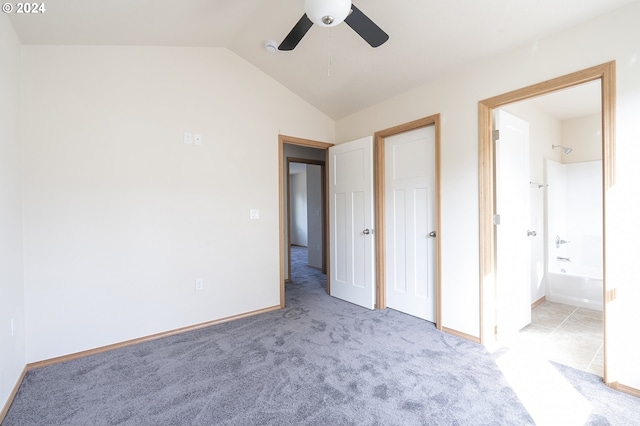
[385,126,436,322]
[329,136,375,309]
[495,109,531,336]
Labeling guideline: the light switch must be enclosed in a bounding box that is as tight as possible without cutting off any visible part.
[184,132,192,144]
[250,209,260,220]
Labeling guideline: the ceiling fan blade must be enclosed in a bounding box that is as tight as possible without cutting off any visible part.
[344,4,389,48]
[278,14,314,51]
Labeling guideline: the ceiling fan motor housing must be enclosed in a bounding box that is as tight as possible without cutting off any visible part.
[278,1,387,51]
[305,0,352,27]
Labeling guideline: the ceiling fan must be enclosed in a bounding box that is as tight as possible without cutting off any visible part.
[278,0,389,51]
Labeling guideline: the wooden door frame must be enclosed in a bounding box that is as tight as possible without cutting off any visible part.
[478,62,615,383]
[286,157,327,282]
[279,135,333,308]
[373,114,443,329]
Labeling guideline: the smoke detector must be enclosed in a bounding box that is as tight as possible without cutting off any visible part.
[264,40,278,53]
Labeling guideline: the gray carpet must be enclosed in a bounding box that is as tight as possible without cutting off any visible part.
[3,246,639,425]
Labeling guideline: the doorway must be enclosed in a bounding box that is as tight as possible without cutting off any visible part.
[279,126,441,319]
[280,135,376,311]
[278,135,333,308]
[479,62,615,384]
[493,83,605,376]
[287,158,326,282]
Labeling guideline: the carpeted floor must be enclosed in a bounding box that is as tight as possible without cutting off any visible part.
[4,246,639,425]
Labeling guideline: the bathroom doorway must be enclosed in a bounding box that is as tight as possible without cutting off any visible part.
[495,80,604,376]
[479,62,614,382]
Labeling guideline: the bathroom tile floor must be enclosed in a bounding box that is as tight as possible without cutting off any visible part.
[501,300,604,376]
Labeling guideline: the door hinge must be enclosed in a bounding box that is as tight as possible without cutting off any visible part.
[493,214,501,225]
[492,129,500,141]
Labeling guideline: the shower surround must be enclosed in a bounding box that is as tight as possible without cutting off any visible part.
[545,159,603,310]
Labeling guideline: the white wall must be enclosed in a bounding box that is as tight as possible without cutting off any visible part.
[562,114,602,163]
[289,171,308,246]
[0,14,26,412]
[306,164,323,269]
[20,45,334,362]
[335,1,640,388]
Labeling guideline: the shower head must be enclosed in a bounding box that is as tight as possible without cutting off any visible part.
[552,144,573,155]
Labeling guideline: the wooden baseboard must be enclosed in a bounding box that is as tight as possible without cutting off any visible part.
[27,305,281,371]
[441,326,481,344]
[0,366,27,424]
[532,296,546,309]
[608,381,640,398]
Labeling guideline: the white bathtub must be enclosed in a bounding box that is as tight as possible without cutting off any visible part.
[546,264,603,311]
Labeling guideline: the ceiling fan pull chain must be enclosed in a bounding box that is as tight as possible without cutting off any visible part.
[327,27,332,77]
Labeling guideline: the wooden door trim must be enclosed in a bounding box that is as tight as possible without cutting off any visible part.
[279,135,333,308]
[373,114,442,329]
[478,62,615,383]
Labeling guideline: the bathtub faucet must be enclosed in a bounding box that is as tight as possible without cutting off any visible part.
[555,235,570,248]
[556,256,571,262]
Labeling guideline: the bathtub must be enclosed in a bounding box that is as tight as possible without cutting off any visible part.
[546,264,603,311]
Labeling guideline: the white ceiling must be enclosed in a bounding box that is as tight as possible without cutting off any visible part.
[8,0,630,119]
[522,80,602,121]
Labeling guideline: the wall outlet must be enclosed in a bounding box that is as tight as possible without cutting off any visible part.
[195,278,203,291]
[250,209,260,220]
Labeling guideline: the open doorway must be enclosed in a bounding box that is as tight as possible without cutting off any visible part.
[278,135,333,308]
[493,80,604,376]
[287,158,326,280]
[479,62,615,384]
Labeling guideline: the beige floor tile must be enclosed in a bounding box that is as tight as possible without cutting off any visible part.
[521,323,554,336]
[587,365,604,376]
[587,349,604,376]
[513,301,603,376]
[575,307,603,320]
[531,309,572,329]
[547,332,602,356]
[553,317,602,342]
[546,346,595,371]
[537,301,578,315]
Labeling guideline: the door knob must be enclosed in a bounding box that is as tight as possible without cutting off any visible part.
[363,229,371,235]
[428,231,436,238]
[527,230,537,237]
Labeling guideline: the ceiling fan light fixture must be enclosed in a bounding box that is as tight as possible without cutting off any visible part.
[305,0,351,28]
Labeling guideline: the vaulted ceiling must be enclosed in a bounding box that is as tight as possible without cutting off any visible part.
[8,0,630,119]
